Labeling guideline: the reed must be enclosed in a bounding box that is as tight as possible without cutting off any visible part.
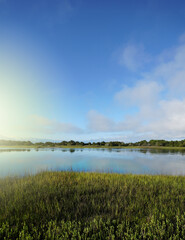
[0,171,185,239]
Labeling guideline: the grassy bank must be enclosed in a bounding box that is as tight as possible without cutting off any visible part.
[1,172,185,239]
[1,145,185,150]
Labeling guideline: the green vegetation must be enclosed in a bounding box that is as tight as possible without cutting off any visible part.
[1,139,185,149]
[1,171,185,239]
[0,140,34,147]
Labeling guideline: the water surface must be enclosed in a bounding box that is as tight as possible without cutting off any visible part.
[0,148,185,177]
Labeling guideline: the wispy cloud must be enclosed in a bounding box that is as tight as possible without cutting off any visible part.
[179,33,185,43]
[87,110,140,133]
[87,110,115,132]
[118,43,151,71]
[115,81,162,107]
[30,115,83,135]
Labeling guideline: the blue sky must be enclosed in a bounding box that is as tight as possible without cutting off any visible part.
[1,0,185,142]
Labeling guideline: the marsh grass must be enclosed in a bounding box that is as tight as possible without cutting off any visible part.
[1,171,185,239]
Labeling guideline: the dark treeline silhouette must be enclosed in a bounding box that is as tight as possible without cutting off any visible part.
[1,139,185,147]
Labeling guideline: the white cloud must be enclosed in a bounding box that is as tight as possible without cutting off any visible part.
[115,81,162,107]
[87,37,185,140]
[119,43,150,71]
[87,98,185,140]
[87,110,115,132]
[117,40,185,139]
[150,43,185,92]
[87,110,141,133]
[29,115,83,135]
[144,99,185,138]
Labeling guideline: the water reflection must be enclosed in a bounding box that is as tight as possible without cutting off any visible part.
[138,148,185,155]
[0,147,185,177]
[70,149,75,153]
[0,148,31,152]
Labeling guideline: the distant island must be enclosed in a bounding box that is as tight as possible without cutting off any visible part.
[1,139,185,148]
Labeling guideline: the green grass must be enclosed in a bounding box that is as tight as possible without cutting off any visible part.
[1,171,185,239]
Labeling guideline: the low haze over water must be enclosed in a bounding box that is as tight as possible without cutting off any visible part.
[1,148,185,177]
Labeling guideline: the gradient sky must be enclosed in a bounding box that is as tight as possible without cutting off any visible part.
[1,0,185,142]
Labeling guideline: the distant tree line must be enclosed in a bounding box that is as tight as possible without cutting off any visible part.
[1,139,185,147]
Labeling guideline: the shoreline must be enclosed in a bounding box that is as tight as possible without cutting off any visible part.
[1,145,185,150]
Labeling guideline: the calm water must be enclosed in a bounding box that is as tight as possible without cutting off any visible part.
[1,147,185,177]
